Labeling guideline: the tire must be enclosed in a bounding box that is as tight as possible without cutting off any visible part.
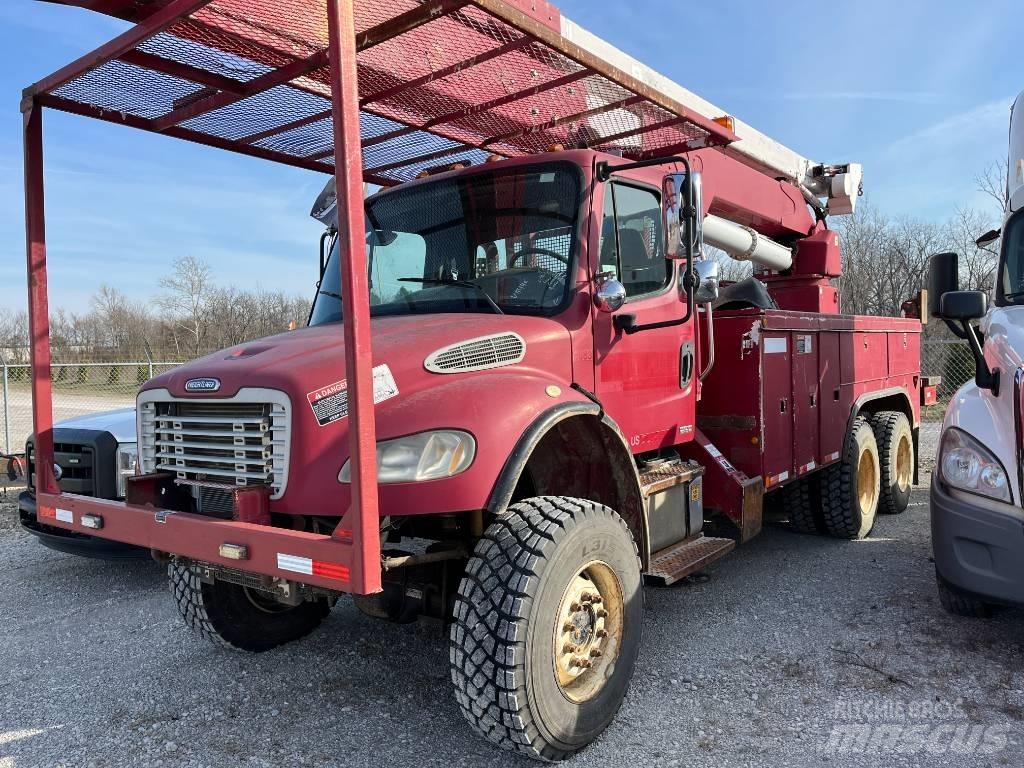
[936,569,992,618]
[870,411,914,515]
[450,497,643,761]
[169,562,331,652]
[782,478,824,535]
[820,417,880,540]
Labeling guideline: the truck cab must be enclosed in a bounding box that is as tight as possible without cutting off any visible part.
[928,90,1024,616]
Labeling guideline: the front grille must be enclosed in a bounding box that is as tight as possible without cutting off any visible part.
[424,332,526,373]
[139,391,290,499]
[26,442,96,496]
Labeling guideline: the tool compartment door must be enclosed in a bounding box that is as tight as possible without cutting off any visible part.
[791,332,819,476]
[760,332,792,485]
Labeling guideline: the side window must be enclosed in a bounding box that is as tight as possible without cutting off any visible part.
[369,231,427,305]
[599,183,668,298]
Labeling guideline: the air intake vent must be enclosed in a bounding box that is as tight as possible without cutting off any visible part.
[424,333,526,374]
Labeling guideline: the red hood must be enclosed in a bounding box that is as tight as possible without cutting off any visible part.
[146,313,573,400]
[143,313,577,517]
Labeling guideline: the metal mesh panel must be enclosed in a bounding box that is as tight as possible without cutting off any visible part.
[38,0,719,184]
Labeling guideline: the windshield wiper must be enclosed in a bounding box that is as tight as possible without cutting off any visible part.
[397,278,504,315]
[318,289,343,300]
[1003,290,1024,300]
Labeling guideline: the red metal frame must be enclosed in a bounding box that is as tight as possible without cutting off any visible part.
[23,0,382,594]
[21,0,740,596]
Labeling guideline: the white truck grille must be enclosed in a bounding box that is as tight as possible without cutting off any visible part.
[138,389,290,499]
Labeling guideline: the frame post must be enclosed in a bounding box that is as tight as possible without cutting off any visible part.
[23,102,57,495]
[326,0,382,593]
[1,351,9,455]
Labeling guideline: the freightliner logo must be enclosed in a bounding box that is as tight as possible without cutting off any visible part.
[184,377,221,393]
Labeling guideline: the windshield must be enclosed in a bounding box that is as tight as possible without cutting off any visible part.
[999,209,1024,305]
[309,163,581,326]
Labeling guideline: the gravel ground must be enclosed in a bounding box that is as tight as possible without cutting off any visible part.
[1,482,1021,768]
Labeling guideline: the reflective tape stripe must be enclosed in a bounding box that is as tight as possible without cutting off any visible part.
[277,553,313,575]
[276,553,349,582]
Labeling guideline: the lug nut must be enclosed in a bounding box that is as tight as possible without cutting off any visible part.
[570,601,581,612]
[590,595,603,604]
[579,659,592,669]
[563,643,579,654]
[595,628,608,638]
[595,609,608,619]
[590,649,603,658]
[563,622,575,632]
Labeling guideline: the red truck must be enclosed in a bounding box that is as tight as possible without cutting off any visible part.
[25,0,931,760]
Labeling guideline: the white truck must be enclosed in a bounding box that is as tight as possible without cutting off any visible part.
[928,89,1024,616]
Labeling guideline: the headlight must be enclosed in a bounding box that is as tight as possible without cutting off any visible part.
[938,428,1011,503]
[115,442,138,498]
[338,430,475,484]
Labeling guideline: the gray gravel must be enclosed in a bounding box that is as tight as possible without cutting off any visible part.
[1,482,1021,768]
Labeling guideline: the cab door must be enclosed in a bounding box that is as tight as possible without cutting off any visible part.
[592,177,696,453]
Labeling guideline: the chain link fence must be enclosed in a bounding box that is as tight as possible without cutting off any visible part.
[0,359,183,454]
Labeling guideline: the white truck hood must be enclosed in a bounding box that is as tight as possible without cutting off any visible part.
[55,408,137,444]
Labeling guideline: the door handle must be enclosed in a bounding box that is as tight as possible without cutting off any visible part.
[680,341,695,387]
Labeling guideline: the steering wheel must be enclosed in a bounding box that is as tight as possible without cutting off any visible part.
[508,246,568,268]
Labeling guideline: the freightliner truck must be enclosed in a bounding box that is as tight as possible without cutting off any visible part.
[928,89,1024,616]
[25,0,931,759]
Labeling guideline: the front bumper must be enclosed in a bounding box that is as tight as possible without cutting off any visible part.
[930,477,1024,607]
[19,491,148,561]
[30,488,375,594]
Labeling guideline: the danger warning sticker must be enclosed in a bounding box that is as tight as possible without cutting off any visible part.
[306,364,399,427]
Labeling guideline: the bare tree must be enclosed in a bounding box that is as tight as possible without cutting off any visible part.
[158,255,212,358]
[975,159,1009,211]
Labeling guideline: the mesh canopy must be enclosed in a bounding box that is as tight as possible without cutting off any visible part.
[35,0,732,184]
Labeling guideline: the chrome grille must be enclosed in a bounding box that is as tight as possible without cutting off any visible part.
[424,332,525,374]
[139,390,290,499]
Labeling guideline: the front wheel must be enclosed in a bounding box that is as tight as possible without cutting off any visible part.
[450,497,643,761]
[169,562,331,652]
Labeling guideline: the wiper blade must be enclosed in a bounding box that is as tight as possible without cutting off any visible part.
[397,278,504,315]
[317,289,343,300]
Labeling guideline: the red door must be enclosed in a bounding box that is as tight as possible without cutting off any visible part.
[592,178,696,453]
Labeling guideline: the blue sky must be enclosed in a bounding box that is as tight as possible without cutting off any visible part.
[0,0,1021,313]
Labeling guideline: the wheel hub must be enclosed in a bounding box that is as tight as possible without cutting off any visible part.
[896,434,912,490]
[553,561,624,703]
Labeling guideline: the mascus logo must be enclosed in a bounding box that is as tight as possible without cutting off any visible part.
[184,377,220,393]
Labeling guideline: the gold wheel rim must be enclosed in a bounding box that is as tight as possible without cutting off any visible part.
[552,560,624,703]
[895,434,912,491]
[857,447,878,516]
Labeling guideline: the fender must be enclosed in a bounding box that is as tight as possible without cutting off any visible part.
[486,402,648,564]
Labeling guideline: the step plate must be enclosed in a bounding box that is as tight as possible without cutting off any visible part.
[647,536,736,586]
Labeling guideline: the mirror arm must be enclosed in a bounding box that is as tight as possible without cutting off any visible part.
[959,319,999,394]
[616,158,697,335]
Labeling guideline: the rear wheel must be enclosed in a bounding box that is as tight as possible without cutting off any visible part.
[450,497,642,761]
[169,562,331,652]
[870,411,914,514]
[782,477,824,535]
[820,417,880,539]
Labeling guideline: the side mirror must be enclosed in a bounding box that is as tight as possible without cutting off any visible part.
[594,276,627,313]
[940,290,988,321]
[663,172,703,260]
[692,260,719,304]
[927,252,959,318]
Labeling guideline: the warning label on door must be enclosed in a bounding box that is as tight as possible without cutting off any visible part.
[306,364,399,427]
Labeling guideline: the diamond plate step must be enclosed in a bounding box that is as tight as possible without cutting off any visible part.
[639,460,702,497]
[647,536,736,586]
